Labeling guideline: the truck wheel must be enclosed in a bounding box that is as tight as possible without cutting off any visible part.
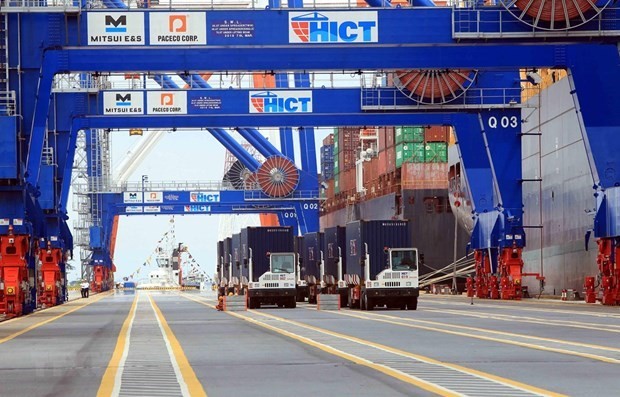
[407,296,418,310]
[248,297,255,309]
[363,294,373,311]
[289,296,297,309]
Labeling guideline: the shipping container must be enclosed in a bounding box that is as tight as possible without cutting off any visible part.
[216,240,224,273]
[395,126,424,144]
[338,149,357,172]
[301,232,323,280]
[424,126,449,143]
[386,126,395,148]
[324,226,347,280]
[341,168,357,193]
[325,178,335,199]
[377,127,386,152]
[223,237,233,278]
[377,151,388,176]
[401,163,449,190]
[363,158,379,186]
[396,143,425,167]
[323,133,335,146]
[387,146,396,173]
[320,144,334,157]
[345,220,411,280]
[231,233,244,279]
[424,142,448,163]
[240,226,295,282]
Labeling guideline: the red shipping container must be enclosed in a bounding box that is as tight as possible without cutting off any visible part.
[377,127,386,152]
[386,147,396,173]
[425,126,449,143]
[385,126,395,148]
[323,134,335,146]
[340,169,356,192]
[401,163,449,190]
[325,179,335,200]
[362,158,380,185]
[377,151,388,177]
[338,150,357,171]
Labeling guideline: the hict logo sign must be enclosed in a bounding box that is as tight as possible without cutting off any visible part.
[249,91,312,114]
[289,11,378,43]
[88,13,145,46]
[103,92,143,115]
[149,12,207,45]
[189,192,220,203]
[147,91,187,114]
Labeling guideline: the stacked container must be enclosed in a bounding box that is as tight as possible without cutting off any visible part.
[334,127,360,195]
[320,143,335,181]
[394,126,449,165]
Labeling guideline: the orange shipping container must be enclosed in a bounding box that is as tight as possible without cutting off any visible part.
[401,163,449,190]
[323,134,335,146]
[425,126,449,143]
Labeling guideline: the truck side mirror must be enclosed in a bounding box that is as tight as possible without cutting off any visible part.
[243,258,248,265]
[419,254,425,263]
[236,262,240,269]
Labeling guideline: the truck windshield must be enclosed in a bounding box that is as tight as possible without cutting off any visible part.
[270,254,295,273]
[391,250,417,271]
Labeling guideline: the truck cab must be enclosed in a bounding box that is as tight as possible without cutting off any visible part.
[248,252,297,309]
[362,247,419,310]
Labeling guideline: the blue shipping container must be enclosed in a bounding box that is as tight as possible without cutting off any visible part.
[240,227,295,282]
[231,233,244,279]
[301,232,323,279]
[345,220,411,280]
[323,226,346,278]
[223,237,233,278]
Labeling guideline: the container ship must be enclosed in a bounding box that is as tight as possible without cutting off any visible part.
[320,125,471,279]
[447,70,598,296]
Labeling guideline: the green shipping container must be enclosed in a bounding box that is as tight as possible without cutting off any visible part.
[395,143,425,168]
[334,174,340,194]
[395,126,425,145]
[424,142,448,163]
[334,158,340,175]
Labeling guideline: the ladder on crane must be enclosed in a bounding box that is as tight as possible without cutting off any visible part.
[0,12,15,116]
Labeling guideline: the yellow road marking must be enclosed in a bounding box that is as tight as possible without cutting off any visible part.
[421,307,620,333]
[332,310,620,364]
[97,294,139,397]
[149,294,208,397]
[181,294,562,397]
[0,292,112,345]
[251,310,564,397]
[425,298,620,318]
[179,293,453,396]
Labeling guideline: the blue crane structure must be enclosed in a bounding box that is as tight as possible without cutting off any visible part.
[0,1,619,317]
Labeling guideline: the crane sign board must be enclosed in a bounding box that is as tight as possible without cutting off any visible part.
[289,11,378,43]
[88,12,145,45]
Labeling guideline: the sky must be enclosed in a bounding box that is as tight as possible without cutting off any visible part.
[66,126,331,283]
